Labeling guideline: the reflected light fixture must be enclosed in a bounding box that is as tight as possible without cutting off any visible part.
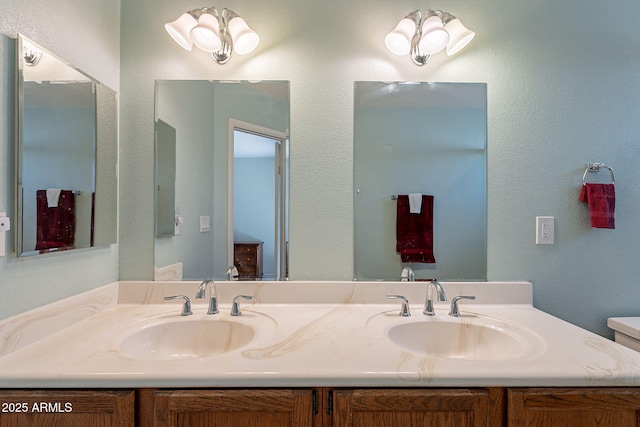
[165,6,259,64]
[22,40,43,66]
[385,10,475,66]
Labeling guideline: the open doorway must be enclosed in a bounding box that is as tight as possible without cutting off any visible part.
[228,119,288,280]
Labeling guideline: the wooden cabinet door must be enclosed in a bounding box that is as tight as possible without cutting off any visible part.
[139,388,315,427]
[508,388,640,427]
[333,388,505,427]
[0,389,134,427]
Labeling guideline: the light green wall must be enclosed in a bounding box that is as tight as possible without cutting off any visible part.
[120,0,640,338]
[0,0,119,320]
[1,0,639,339]
[154,81,288,280]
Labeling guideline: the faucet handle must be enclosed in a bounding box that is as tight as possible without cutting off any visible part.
[448,295,476,317]
[164,295,193,316]
[230,295,253,316]
[386,295,411,317]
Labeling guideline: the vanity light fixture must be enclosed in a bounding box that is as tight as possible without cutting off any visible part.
[22,40,42,66]
[165,6,259,64]
[385,10,475,66]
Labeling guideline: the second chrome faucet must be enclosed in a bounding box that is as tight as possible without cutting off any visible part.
[387,279,476,317]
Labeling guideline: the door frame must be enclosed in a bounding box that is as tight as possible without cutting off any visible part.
[228,118,289,279]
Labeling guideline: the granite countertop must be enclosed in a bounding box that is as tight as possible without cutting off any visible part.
[1,281,639,388]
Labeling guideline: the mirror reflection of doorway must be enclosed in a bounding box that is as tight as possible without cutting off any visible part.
[229,120,288,280]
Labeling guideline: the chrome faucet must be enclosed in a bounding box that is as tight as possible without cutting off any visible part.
[226,265,239,281]
[400,267,415,282]
[449,295,476,317]
[164,295,193,316]
[195,279,219,315]
[386,295,411,317]
[230,295,253,316]
[423,279,447,316]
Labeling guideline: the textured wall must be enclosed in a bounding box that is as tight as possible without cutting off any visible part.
[0,0,120,320]
[120,0,640,338]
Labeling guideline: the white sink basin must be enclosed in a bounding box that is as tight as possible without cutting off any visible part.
[118,319,255,360]
[369,310,545,361]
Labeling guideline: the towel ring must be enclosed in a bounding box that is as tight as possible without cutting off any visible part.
[582,163,615,185]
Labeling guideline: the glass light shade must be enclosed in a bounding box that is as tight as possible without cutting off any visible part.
[444,18,476,56]
[165,13,198,50]
[228,17,260,55]
[418,15,450,55]
[384,18,416,56]
[191,12,222,52]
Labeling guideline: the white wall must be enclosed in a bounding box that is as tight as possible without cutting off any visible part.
[120,0,640,338]
[0,0,120,320]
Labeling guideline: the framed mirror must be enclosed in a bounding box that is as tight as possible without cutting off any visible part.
[15,34,118,257]
[354,82,487,281]
[154,80,289,281]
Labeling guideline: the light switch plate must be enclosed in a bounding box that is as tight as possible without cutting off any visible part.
[200,216,211,233]
[0,214,9,231]
[0,212,8,257]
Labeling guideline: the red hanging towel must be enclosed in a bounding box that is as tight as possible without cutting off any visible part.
[396,194,435,263]
[579,183,615,229]
[36,189,76,251]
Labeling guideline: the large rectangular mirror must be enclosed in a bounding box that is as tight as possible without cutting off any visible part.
[154,80,289,281]
[354,82,487,281]
[16,34,118,256]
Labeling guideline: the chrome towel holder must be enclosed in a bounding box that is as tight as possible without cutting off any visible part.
[582,163,615,185]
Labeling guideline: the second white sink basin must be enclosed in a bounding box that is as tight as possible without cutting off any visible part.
[368,309,545,361]
[119,319,255,360]
[388,320,529,360]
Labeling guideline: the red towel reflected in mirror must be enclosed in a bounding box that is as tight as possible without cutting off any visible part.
[35,189,76,251]
[396,194,436,263]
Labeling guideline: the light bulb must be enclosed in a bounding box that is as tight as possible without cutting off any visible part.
[385,18,416,56]
[191,12,222,52]
[165,12,198,50]
[228,16,260,55]
[418,15,449,55]
[444,18,475,56]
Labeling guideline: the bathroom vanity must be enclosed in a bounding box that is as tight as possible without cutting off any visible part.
[2,281,640,426]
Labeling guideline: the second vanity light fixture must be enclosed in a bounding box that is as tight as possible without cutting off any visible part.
[165,6,259,64]
[385,10,475,66]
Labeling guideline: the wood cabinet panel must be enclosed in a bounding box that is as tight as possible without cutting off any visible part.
[139,388,314,427]
[0,389,134,427]
[333,388,504,427]
[508,388,640,427]
[4,385,640,426]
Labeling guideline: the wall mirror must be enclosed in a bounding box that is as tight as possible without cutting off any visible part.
[154,80,289,281]
[15,34,118,257]
[354,81,487,281]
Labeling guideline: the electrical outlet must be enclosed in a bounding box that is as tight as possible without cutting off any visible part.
[536,216,554,244]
